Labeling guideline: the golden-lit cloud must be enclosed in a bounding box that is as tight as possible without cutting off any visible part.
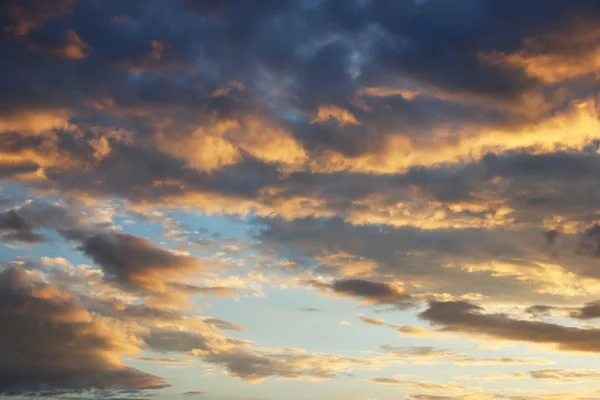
[0,110,71,135]
[370,376,472,394]
[482,20,600,84]
[311,105,359,126]
[357,313,385,326]
[447,259,600,297]
[0,267,164,395]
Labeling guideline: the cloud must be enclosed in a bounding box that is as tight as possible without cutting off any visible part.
[0,209,46,243]
[392,325,436,337]
[0,267,165,396]
[357,314,385,326]
[2,200,114,240]
[79,232,202,296]
[144,327,383,383]
[381,345,459,362]
[370,377,471,394]
[405,393,600,400]
[420,301,600,353]
[0,0,599,210]
[571,301,600,320]
[330,279,412,307]
[453,357,553,366]
[169,282,241,298]
[527,369,600,383]
[0,161,40,180]
[6,0,600,396]
[303,277,414,308]
[135,357,195,365]
[203,318,244,332]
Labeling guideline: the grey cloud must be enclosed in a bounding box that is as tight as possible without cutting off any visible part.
[143,329,213,354]
[570,301,600,320]
[332,279,412,307]
[577,224,600,258]
[544,230,559,245]
[0,209,46,243]
[0,161,40,179]
[420,301,600,353]
[257,216,567,303]
[85,298,184,322]
[79,231,201,295]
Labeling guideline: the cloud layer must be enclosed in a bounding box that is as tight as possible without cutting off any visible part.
[4,0,600,398]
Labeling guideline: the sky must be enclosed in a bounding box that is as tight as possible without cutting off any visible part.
[4,0,600,399]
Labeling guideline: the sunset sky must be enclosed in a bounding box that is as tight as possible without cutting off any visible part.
[4,1,600,399]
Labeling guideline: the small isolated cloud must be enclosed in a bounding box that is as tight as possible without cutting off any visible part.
[357,314,385,326]
[381,345,460,362]
[453,357,553,366]
[392,325,436,337]
[304,278,413,308]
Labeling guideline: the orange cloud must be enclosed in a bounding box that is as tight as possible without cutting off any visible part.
[311,105,359,126]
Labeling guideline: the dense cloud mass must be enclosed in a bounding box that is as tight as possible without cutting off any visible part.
[4,0,600,399]
[0,267,164,395]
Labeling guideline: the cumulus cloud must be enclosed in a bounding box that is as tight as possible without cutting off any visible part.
[0,267,164,396]
[78,232,202,297]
